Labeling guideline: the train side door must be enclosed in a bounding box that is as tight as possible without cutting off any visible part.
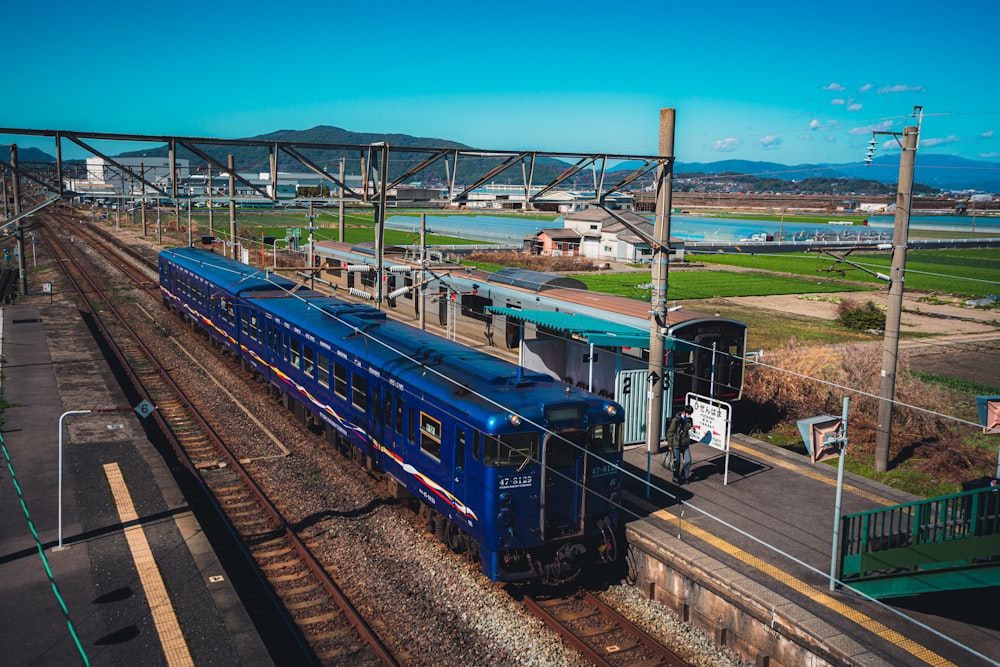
[541,430,585,540]
[453,427,467,517]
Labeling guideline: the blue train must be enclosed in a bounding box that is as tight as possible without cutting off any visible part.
[159,246,626,583]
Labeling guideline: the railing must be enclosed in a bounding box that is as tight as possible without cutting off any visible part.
[839,485,1000,598]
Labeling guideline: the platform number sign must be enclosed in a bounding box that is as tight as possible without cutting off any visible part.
[134,400,155,420]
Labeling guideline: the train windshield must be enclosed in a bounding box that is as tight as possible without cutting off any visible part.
[484,433,539,468]
[588,423,619,455]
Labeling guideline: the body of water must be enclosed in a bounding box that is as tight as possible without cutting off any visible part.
[385,213,1000,245]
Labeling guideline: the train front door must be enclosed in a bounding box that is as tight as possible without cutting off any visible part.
[540,430,585,540]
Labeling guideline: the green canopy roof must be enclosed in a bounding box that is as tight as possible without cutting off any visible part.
[486,307,650,348]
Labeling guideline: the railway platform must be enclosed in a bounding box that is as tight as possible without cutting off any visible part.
[0,304,273,666]
[621,435,1000,667]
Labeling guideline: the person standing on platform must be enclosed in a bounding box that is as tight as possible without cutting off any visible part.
[666,404,696,485]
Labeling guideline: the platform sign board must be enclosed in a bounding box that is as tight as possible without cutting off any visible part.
[685,393,733,484]
[976,396,1000,434]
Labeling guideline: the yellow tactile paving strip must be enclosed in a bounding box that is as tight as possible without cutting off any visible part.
[104,463,195,667]
[653,508,956,667]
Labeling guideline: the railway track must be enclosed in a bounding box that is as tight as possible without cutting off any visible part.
[38,212,397,666]
[522,590,690,667]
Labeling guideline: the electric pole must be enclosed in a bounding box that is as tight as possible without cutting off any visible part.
[874,120,920,472]
[646,109,676,460]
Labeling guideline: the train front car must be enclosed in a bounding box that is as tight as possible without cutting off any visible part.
[470,379,625,584]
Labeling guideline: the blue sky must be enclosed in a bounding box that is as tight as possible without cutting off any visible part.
[3,0,998,167]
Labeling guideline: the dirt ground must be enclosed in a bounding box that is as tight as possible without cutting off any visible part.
[723,291,1000,387]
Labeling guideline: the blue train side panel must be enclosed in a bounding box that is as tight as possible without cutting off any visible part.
[159,246,626,583]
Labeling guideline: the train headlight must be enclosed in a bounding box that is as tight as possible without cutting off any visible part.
[499,492,512,505]
[605,404,618,417]
[509,414,521,427]
[609,477,620,490]
[497,508,513,527]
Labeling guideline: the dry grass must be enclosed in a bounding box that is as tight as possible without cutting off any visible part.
[466,251,600,272]
[745,341,993,487]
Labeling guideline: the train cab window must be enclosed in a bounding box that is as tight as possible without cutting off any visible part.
[302,344,315,377]
[317,352,330,388]
[334,363,347,398]
[471,431,481,461]
[351,372,367,411]
[290,339,301,368]
[484,433,538,468]
[588,423,620,455]
[420,413,442,460]
[455,429,466,471]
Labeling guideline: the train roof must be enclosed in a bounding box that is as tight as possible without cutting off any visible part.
[487,268,587,292]
[243,293,596,413]
[160,246,300,295]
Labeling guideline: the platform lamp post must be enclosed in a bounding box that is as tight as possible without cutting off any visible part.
[797,397,850,591]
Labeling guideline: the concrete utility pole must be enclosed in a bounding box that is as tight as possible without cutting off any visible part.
[228,155,237,260]
[874,124,919,472]
[646,109,676,458]
[11,144,29,296]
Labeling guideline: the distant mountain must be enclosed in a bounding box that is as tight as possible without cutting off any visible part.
[12,127,1000,192]
[2,146,56,163]
[671,154,1000,193]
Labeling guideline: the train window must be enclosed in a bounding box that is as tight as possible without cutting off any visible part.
[420,413,442,460]
[460,293,492,322]
[302,344,315,377]
[383,392,393,428]
[547,432,582,468]
[268,327,279,355]
[352,372,367,411]
[407,408,416,444]
[317,352,330,388]
[225,300,235,325]
[373,386,383,423]
[438,294,448,327]
[334,363,347,398]
[394,393,404,434]
[471,431,480,461]
[588,423,620,455]
[484,433,538,468]
[455,429,466,470]
[290,339,301,369]
[403,276,413,300]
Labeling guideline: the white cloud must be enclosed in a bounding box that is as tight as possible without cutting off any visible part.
[877,84,926,94]
[831,98,846,105]
[921,135,960,147]
[759,136,781,150]
[809,119,822,130]
[849,120,895,135]
[714,137,740,153]
[978,152,1000,159]
[823,83,846,91]
[981,130,994,138]
[859,83,874,92]
[847,103,863,111]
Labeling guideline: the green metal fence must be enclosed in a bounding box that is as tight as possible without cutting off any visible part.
[839,485,1000,598]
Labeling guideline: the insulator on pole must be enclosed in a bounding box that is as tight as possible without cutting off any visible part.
[387,286,411,300]
[347,264,374,272]
[348,287,373,300]
[388,265,412,273]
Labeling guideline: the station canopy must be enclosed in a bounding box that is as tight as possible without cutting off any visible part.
[486,307,650,348]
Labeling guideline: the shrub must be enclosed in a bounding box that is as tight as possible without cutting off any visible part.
[837,299,886,331]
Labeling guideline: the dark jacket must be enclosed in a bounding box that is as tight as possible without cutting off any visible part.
[666,413,693,451]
